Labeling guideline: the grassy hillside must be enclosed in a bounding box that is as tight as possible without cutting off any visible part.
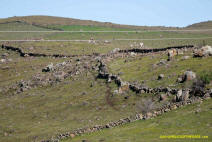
[108,51,212,88]
[0,16,211,31]
[0,16,178,30]
[187,21,212,29]
[64,99,212,142]
[0,15,212,142]
[0,22,52,31]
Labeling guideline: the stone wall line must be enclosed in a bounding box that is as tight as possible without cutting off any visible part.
[42,95,211,142]
[119,45,194,54]
[1,45,93,58]
[97,60,179,95]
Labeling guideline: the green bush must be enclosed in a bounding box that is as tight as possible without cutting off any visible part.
[200,71,212,84]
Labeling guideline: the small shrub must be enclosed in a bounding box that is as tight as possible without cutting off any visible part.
[191,79,205,96]
[200,71,212,84]
[136,98,156,114]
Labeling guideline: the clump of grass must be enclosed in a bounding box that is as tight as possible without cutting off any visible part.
[199,71,212,84]
[136,98,156,114]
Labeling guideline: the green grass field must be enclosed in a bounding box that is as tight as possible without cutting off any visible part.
[63,99,212,142]
[108,51,212,88]
[0,16,212,142]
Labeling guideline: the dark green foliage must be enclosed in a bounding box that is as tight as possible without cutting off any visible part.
[200,71,212,84]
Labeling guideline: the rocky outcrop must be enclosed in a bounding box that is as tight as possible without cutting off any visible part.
[177,71,196,83]
[194,45,212,57]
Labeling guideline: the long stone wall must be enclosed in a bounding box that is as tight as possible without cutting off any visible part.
[1,45,92,58]
[97,59,179,95]
[119,45,194,54]
[40,45,212,142]
[41,95,211,142]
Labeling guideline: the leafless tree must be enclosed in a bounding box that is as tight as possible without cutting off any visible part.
[136,98,156,114]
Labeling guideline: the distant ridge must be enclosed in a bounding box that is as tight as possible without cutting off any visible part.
[0,15,211,30]
[187,21,212,29]
[0,15,178,30]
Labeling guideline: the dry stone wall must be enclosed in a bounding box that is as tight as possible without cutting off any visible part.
[1,45,93,58]
[42,95,211,142]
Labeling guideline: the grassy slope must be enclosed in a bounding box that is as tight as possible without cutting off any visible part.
[187,21,212,29]
[0,22,51,31]
[64,99,212,142]
[1,16,212,30]
[3,38,212,56]
[47,25,134,31]
[0,69,154,142]
[0,16,212,142]
[0,49,68,87]
[0,16,177,30]
[108,52,212,88]
[0,22,52,40]
[1,21,212,56]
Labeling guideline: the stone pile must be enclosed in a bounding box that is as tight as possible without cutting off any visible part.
[1,59,89,95]
[194,45,212,57]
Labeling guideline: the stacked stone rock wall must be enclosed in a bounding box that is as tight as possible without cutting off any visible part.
[42,94,211,142]
[1,45,93,58]
[119,45,194,54]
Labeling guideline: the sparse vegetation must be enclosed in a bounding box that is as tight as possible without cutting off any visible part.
[136,98,156,114]
[200,71,212,85]
[0,16,211,142]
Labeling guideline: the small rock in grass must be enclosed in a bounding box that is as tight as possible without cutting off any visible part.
[159,94,167,101]
[158,74,164,80]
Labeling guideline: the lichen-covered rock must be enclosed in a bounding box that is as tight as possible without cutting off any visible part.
[42,63,54,72]
[111,48,120,54]
[158,74,164,80]
[176,89,183,102]
[183,71,196,81]
[159,94,167,101]
[181,90,190,101]
[194,45,212,57]
[168,49,177,61]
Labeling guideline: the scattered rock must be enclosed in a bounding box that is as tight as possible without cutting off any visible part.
[29,47,34,50]
[182,71,196,82]
[0,59,6,63]
[104,40,111,44]
[177,50,184,55]
[130,52,136,56]
[156,59,167,66]
[70,134,75,138]
[42,63,54,72]
[4,132,8,137]
[53,71,66,81]
[181,90,190,101]
[168,49,177,61]
[139,42,144,48]
[124,96,129,100]
[176,89,182,102]
[177,77,183,83]
[194,45,212,57]
[8,58,13,62]
[158,74,164,80]
[2,53,9,57]
[182,56,190,60]
[159,94,167,101]
[113,90,119,94]
[111,48,120,53]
